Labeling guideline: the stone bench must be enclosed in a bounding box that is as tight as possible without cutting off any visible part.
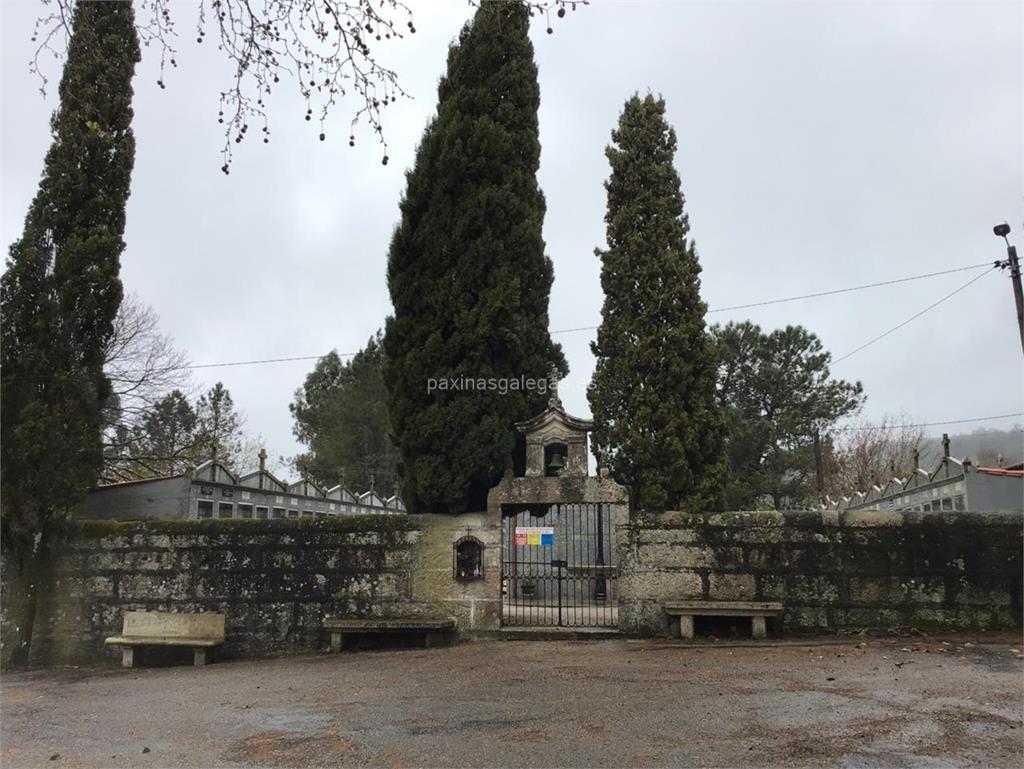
[324,617,456,652]
[663,601,783,639]
[105,611,225,668]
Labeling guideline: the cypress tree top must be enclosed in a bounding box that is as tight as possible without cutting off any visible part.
[384,1,566,513]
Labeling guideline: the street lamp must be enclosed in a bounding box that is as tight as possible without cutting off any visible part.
[993,223,1024,356]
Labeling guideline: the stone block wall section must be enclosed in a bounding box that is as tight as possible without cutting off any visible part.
[1,516,424,666]
[617,510,1023,636]
[407,513,502,630]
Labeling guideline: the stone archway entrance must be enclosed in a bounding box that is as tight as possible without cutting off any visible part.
[500,501,618,628]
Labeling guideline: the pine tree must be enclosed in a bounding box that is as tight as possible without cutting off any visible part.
[588,94,725,512]
[128,390,201,478]
[290,333,397,494]
[711,321,864,509]
[383,1,566,514]
[195,382,245,466]
[1,0,139,666]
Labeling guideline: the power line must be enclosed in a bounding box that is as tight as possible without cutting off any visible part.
[832,265,998,365]
[548,261,996,335]
[184,260,996,370]
[707,262,995,314]
[831,412,1024,432]
[186,353,335,370]
[549,325,600,335]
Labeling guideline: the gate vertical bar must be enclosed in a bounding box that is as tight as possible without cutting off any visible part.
[557,559,563,627]
[598,501,602,610]
[559,504,565,628]
[572,502,580,627]
[589,501,596,627]
[508,513,515,625]
[565,503,572,627]
[507,511,513,626]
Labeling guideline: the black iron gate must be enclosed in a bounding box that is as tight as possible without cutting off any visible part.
[501,502,617,628]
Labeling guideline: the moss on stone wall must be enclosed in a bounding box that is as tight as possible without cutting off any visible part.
[619,509,1023,636]
[3,517,426,667]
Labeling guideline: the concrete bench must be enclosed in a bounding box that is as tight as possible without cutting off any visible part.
[105,611,225,668]
[324,617,455,652]
[663,601,783,640]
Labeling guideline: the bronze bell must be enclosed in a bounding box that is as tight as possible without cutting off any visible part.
[547,451,566,476]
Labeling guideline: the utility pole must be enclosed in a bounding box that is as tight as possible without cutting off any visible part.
[993,223,1024,356]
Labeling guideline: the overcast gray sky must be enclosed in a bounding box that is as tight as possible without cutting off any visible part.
[2,0,1022,473]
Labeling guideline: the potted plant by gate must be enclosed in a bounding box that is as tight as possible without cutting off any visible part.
[519,577,536,599]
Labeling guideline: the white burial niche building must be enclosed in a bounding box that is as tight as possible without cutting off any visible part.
[77,457,405,522]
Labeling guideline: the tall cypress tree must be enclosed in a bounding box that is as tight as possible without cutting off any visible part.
[384,1,566,514]
[588,94,725,512]
[1,1,139,666]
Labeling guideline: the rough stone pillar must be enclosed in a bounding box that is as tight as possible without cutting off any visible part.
[525,438,544,477]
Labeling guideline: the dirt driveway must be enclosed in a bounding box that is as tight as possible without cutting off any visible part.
[2,636,1022,768]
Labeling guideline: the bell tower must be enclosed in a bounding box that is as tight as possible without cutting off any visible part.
[515,391,593,478]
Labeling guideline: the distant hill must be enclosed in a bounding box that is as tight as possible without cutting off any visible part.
[923,426,1024,467]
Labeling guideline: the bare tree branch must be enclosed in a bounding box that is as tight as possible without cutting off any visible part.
[825,415,934,497]
[30,0,587,171]
[102,292,192,406]
[100,293,194,481]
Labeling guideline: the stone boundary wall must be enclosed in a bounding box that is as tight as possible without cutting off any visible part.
[1,516,423,666]
[618,510,1023,636]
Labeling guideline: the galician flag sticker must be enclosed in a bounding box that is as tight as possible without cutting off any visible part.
[515,526,554,546]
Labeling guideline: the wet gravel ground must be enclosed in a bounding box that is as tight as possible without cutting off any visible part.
[2,635,1022,768]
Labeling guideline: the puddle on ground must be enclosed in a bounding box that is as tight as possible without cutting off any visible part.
[226,705,333,735]
[840,753,958,769]
[754,690,889,729]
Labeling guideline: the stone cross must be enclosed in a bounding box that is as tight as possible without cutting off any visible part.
[547,365,563,410]
[258,448,267,471]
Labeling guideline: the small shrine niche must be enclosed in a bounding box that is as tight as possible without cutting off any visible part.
[453,536,484,581]
[514,378,593,478]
